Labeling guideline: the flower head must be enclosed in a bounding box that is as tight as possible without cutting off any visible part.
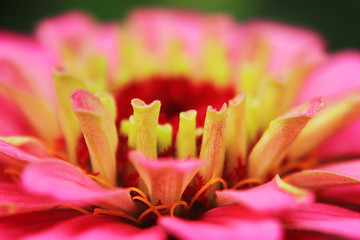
[0,9,360,240]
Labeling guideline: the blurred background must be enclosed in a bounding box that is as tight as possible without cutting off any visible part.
[0,0,359,51]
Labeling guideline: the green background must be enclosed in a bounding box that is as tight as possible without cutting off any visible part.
[1,0,359,51]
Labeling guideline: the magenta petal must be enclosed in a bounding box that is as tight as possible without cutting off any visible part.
[21,159,135,213]
[284,170,360,190]
[159,205,282,240]
[316,119,360,159]
[0,182,59,216]
[0,96,33,136]
[308,160,360,204]
[26,215,166,240]
[319,185,360,205]
[244,20,325,73]
[296,51,360,103]
[216,176,314,215]
[129,151,202,205]
[317,159,360,179]
[36,11,97,60]
[0,140,40,167]
[0,32,56,105]
[296,51,360,158]
[0,210,81,240]
[285,203,360,239]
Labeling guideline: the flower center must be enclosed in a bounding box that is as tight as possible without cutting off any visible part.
[115,75,235,127]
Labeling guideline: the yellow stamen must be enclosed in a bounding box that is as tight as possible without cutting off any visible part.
[127,187,148,199]
[232,178,262,189]
[136,203,173,225]
[94,208,138,224]
[87,174,115,189]
[137,202,184,224]
[133,196,162,218]
[170,201,189,217]
[188,173,227,209]
[54,204,91,215]
[137,208,156,224]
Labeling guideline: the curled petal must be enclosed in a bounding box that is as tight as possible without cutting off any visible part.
[129,151,202,205]
[317,159,360,179]
[0,140,40,167]
[225,93,247,171]
[176,110,197,159]
[21,159,135,213]
[296,51,360,158]
[71,89,118,185]
[284,170,360,190]
[131,99,161,159]
[289,92,360,160]
[199,104,227,182]
[216,175,314,215]
[248,97,325,179]
[314,160,360,205]
[0,136,48,158]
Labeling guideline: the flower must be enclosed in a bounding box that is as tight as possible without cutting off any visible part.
[0,9,360,240]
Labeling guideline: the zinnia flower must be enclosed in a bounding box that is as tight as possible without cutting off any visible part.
[0,9,360,240]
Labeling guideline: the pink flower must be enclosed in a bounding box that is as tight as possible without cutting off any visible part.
[0,9,360,239]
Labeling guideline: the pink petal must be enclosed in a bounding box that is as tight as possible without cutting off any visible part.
[216,176,314,215]
[127,9,206,58]
[21,159,135,213]
[319,184,360,205]
[0,140,40,167]
[0,32,56,106]
[127,9,242,65]
[94,23,120,82]
[244,20,325,73]
[0,210,81,240]
[0,80,60,142]
[284,170,360,190]
[35,11,97,61]
[0,136,49,158]
[0,96,33,136]
[296,51,360,104]
[128,151,202,205]
[26,215,166,240]
[316,119,360,159]
[305,160,360,205]
[285,203,360,239]
[317,159,360,179]
[295,51,360,158]
[0,182,59,216]
[159,205,282,240]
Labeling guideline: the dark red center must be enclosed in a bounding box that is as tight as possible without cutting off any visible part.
[115,75,236,129]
